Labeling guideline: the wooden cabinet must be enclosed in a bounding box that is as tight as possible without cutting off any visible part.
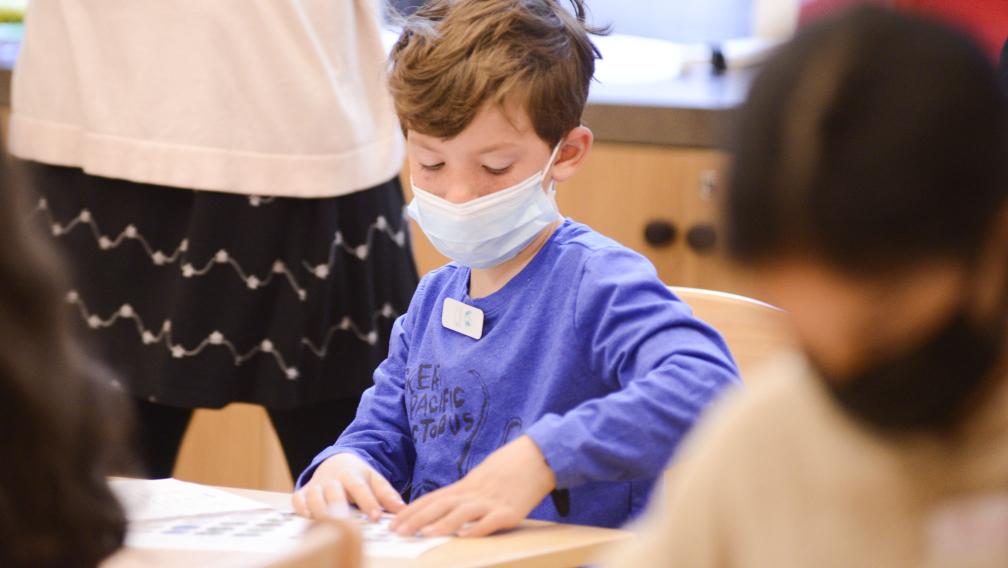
[406,141,756,296]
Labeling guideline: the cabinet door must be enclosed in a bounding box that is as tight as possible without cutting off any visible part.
[557,142,684,280]
[670,148,756,295]
[558,142,754,295]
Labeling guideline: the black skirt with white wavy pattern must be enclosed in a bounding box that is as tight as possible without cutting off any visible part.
[24,162,419,410]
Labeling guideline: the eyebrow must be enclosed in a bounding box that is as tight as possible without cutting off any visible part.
[474,142,518,154]
[411,138,442,153]
[411,137,518,155]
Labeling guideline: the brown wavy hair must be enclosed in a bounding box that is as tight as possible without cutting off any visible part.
[389,0,605,145]
[0,153,133,567]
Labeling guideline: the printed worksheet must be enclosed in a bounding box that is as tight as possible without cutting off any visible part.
[124,508,449,558]
[111,478,449,558]
[125,508,307,554]
[353,511,451,558]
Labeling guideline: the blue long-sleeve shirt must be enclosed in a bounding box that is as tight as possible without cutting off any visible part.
[299,220,739,528]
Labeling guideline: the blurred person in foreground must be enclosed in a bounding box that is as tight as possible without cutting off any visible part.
[603,6,1008,567]
[0,153,131,565]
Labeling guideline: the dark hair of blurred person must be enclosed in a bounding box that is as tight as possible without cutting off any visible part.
[726,4,1007,432]
[0,150,132,567]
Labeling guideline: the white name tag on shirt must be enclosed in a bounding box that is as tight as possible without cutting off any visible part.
[442,298,484,340]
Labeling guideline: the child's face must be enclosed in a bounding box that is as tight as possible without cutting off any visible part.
[407,101,557,204]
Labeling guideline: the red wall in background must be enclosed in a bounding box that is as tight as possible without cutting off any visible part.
[799,0,1008,61]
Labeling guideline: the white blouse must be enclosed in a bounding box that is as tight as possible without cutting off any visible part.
[9,0,405,198]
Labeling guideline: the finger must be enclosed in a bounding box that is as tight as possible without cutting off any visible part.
[388,486,443,530]
[341,474,383,521]
[305,484,332,520]
[368,470,406,514]
[291,489,310,518]
[323,479,350,518]
[308,517,363,567]
[457,509,515,538]
[419,502,488,537]
[393,494,464,536]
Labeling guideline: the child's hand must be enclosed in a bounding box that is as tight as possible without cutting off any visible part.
[291,453,406,521]
[389,435,556,538]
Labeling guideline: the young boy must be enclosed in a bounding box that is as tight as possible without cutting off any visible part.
[292,0,739,536]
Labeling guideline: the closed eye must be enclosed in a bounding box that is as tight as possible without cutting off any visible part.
[420,163,445,171]
[483,165,511,176]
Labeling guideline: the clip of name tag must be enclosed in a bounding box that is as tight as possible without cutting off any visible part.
[442,298,484,340]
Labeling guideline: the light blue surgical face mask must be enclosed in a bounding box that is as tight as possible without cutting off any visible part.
[407,144,563,269]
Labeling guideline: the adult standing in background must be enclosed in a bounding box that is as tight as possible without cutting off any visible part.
[604,6,1007,567]
[9,0,419,479]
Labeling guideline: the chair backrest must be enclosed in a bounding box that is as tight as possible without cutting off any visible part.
[262,519,362,568]
[663,287,797,493]
[670,286,796,382]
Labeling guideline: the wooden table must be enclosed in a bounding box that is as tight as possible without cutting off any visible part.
[104,485,634,568]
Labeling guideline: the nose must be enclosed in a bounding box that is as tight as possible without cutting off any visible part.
[441,182,478,204]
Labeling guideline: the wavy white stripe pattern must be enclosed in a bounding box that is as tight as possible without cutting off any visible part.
[67,290,398,380]
[31,198,410,301]
[247,195,276,207]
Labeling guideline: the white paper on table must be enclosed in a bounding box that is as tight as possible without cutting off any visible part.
[125,509,308,554]
[109,478,271,522]
[353,511,450,559]
[120,493,449,559]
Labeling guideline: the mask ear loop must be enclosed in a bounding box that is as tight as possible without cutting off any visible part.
[541,142,565,192]
[545,123,584,189]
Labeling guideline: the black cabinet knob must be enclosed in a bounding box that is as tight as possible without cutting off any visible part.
[686,224,718,253]
[644,220,677,247]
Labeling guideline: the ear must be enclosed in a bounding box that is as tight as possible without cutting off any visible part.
[549,126,593,183]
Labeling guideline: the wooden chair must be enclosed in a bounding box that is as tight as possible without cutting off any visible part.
[262,519,362,568]
[663,287,796,493]
[669,286,796,382]
[174,403,294,492]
